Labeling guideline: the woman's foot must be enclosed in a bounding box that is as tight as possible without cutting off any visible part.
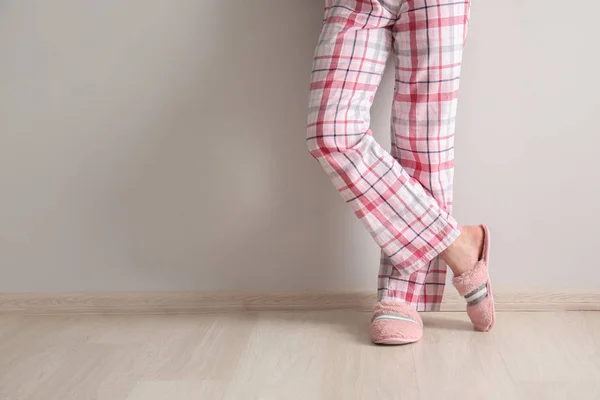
[441,225,484,276]
[441,225,495,332]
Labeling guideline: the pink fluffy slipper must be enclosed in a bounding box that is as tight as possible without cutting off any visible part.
[452,224,495,332]
[370,300,423,345]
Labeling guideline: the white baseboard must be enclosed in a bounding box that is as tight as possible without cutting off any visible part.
[0,289,598,315]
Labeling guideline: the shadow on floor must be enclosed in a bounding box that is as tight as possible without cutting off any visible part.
[420,313,473,332]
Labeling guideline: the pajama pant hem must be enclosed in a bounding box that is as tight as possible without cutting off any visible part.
[394,223,460,278]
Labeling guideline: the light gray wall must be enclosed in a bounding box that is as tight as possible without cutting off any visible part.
[1,1,598,292]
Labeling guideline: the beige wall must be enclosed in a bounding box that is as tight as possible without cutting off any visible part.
[1,1,598,292]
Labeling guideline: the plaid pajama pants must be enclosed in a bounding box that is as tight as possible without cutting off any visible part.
[307,0,471,311]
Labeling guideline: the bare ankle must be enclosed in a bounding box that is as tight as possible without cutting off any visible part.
[441,225,484,276]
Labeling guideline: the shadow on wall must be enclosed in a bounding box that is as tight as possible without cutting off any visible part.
[102,0,381,291]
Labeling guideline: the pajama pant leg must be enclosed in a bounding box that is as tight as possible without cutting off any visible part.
[378,0,471,311]
[307,0,468,307]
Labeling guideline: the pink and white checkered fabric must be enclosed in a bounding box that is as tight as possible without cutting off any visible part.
[307,0,471,311]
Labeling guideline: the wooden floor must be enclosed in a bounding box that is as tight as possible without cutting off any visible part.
[1,311,599,400]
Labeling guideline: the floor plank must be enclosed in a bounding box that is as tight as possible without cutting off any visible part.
[0,311,598,400]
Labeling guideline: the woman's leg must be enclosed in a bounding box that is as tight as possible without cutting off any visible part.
[307,0,460,279]
[378,0,472,311]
